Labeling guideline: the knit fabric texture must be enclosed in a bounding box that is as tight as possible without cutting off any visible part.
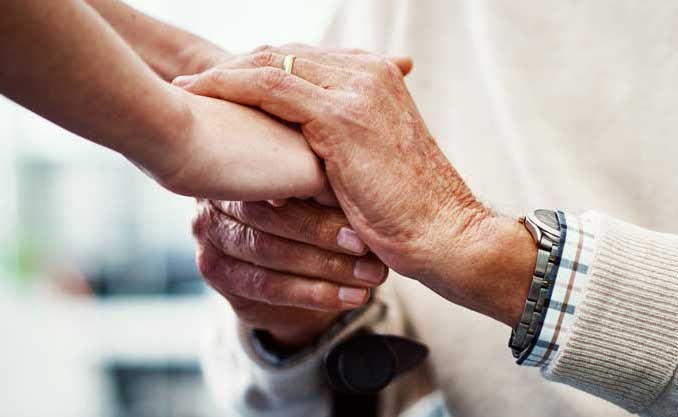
[545,212,678,414]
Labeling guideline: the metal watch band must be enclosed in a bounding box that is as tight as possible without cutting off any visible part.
[509,211,561,361]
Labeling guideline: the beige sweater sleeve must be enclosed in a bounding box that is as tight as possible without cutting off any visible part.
[543,212,678,416]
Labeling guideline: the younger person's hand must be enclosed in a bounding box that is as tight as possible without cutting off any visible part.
[152,92,329,202]
[156,43,412,203]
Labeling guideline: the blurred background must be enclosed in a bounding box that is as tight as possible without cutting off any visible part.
[0,1,341,416]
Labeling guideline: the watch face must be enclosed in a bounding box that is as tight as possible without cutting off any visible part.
[535,209,559,230]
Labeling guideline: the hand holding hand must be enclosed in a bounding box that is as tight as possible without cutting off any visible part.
[154,43,412,203]
[180,44,535,327]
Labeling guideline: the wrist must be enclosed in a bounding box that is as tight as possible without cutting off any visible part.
[477,216,537,327]
[426,211,536,327]
[127,86,194,188]
[256,312,340,350]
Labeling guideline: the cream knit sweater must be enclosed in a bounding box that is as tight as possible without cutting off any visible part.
[202,1,678,416]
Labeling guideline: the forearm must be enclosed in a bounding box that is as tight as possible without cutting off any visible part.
[85,0,225,80]
[1,0,326,201]
[435,208,678,414]
[0,0,189,175]
[81,1,329,200]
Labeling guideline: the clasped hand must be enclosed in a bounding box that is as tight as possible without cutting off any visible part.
[184,44,536,347]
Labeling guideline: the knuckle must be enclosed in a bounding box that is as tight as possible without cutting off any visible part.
[195,245,218,279]
[257,67,289,92]
[191,208,208,240]
[240,266,269,298]
[298,213,323,242]
[206,69,227,86]
[191,202,218,240]
[318,253,343,276]
[306,282,333,309]
[219,212,279,261]
[232,222,262,257]
[361,55,400,79]
[251,44,276,54]
[219,200,242,217]
[353,72,379,91]
[220,200,249,222]
[251,51,276,68]
[215,216,250,252]
[337,93,371,119]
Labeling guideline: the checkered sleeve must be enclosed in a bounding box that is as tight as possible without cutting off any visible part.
[519,211,597,368]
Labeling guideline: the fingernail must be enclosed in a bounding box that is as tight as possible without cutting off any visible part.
[336,227,366,254]
[172,75,194,87]
[353,259,385,284]
[338,287,367,305]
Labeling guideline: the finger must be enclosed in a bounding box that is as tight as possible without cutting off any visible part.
[310,50,412,75]
[200,208,386,287]
[193,200,388,287]
[174,67,327,124]
[196,241,368,311]
[283,49,410,78]
[271,44,413,76]
[213,200,366,255]
[254,43,365,69]
[184,51,351,88]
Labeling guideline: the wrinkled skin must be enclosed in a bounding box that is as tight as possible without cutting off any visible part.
[176,44,479,276]
[187,45,412,348]
[180,44,535,327]
[192,198,387,347]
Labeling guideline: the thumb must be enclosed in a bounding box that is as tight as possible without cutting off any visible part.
[172,74,198,88]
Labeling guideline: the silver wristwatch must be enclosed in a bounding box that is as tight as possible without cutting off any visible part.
[508,209,562,362]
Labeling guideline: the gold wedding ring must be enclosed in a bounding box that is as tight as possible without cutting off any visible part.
[282,54,297,75]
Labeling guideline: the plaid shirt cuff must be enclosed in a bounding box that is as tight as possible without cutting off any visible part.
[520,211,597,368]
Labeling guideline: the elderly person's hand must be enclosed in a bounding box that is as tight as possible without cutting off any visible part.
[192,199,387,348]
[178,45,536,328]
